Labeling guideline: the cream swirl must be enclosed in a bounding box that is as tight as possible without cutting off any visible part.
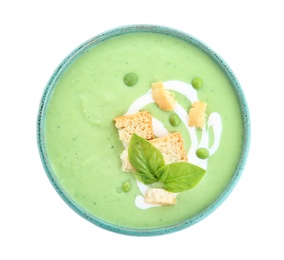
[125,80,222,209]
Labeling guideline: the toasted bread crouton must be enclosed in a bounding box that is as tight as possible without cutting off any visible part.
[120,132,188,173]
[188,101,207,128]
[120,149,136,173]
[149,132,188,164]
[144,188,176,205]
[151,82,176,111]
[114,111,154,145]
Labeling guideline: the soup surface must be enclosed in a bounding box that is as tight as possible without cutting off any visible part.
[44,32,243,229]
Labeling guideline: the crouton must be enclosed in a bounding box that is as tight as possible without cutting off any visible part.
[120,132,188,173]
[151,81,176,111]
[120,148,136,173]
[188,101,207,128]
[149,132,188,164]
[144,188,176,205]
[114,111,154,146]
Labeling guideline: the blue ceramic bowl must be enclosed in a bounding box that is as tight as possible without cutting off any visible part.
[37,24,250,236]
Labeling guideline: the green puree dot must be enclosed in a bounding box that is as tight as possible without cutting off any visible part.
[123,73,138,86]
[122,180,131,192]
[169,114,181,127]
[191,77,203,90]
[196,148,209,159]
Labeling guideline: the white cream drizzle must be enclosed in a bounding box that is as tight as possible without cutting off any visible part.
[124,80,222,209]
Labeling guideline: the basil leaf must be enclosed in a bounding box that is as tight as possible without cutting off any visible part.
[156,162,206,192]
[128,134,165,184]
[133,173,159,185]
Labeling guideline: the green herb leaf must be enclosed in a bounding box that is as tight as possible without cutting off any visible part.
[128,134,165,184]
[156,162,206,192]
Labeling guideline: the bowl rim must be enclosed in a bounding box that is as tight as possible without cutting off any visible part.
[37,24,251,236]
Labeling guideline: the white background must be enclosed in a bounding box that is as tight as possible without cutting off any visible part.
[1,0,283,259]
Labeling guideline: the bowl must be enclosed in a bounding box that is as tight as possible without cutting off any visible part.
[37,24,250,236]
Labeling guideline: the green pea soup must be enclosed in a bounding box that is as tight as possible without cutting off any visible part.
[37,25,250,236]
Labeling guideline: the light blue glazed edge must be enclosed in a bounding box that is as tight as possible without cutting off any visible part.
[37,24,251,237]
